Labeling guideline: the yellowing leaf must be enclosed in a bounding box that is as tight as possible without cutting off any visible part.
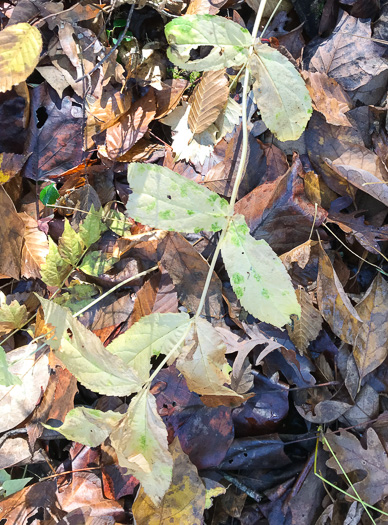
[249,43,312,141]
[221,214,300,327]
[165,15,251,72]
[110,390,173,505]
[58,219,84,266]
[43,407,124,447]
[40,237,72,287]
[286,288,323,354]
[108,312,191,382]
[188,69,229,135]
[39,298,143,396]
[78,204,106,248]
[176,317,244,405]
[132,438,206,525]
[126,163,228,233]
[353,273,388,380]
[79,250,118,277]
[0,23,42,93]
[0,298,28,335]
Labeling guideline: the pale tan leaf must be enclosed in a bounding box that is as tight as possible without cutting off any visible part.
[286,288,323,354]
[188,70,229,135]
[317,245,362,345]
[0,23,42,93]
[0,187,25,279]
[353,273,388,380]
[132,438,206,525]
[19,212,49,279]
[110,390,173,505]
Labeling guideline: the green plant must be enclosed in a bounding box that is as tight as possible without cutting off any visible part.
[2,0,313,508]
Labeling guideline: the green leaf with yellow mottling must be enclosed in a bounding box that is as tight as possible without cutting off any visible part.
[126,163,228,233]
[165,15,251,71]
[58,219,84,266]
[110,389,173,505]
[40,237,72,287]
[221,214,300,327]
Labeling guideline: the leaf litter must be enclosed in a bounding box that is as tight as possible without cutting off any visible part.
[0,1,387,523]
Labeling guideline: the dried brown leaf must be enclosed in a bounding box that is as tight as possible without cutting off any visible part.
[154,79,189,119]
[287,289,323,354]
[188,70,229,135]
[19,212,49,279]
[317,245,362,345]
[353,273,388,380]
[0,186,24,279]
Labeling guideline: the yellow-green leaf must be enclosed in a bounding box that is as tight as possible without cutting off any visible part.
[41,237,72,287]
[221,214,300,327]
[0,297,28,334]
[110,390,173,505]
[43,407,124,447]
[108,312,191,382]
[0,23,42,93]
[249,43,312,141]
[78,204,106,248]
[58,219,84,266]
[79,250,118,277]
[0,346,21,387]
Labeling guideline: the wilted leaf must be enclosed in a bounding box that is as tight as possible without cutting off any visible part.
[353,273,388,380]
[325,428,388,506]
[286,288,323,354]
[249,43,312,141]
[40,237,72,288]
[108,312,191,382]
[158,232,223,318]
[0,23,42,93]
[43,407,124,447]
[316,245,362,345]
[165,15,252,71]
[177,317,245,405]
[126,162,228,233]
[39,298,143,396]
[188,70,229,135]
[19,212,49,279]
[110,389,173,505]
[0,297,28,335]
[221,214,300,327]
[132,438,206,525]
[0,344,49,433]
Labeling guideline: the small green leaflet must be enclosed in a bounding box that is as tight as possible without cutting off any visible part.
[108,313,191,382]
[110,390,173,505]
[221,214,301,327]
[165,14,252,71]
[0,346,21,386]
[0,297,28,332]
[39,183,59,206]
[127,163,228,233]
[249,43,312,142]
[39,298,143,396]
[43,407,124,447]
[0,469,32,498]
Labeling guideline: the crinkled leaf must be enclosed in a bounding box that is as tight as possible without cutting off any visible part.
[58,219,84,266]
[40,237,72,287]
[110,390,173,505]
[39,298,142,396]
[249,43,312,141]
[0,23,43,93]
[43,407,124,447]
[79,251,118,277]
[0,346,21,387]
[165,15,251,71]
[126,163,228,233]
[108,312,191,382]
[78,204,106,248]
[221,214,300,327]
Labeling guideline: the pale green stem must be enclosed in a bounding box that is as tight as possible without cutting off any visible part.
[194,0,268,319]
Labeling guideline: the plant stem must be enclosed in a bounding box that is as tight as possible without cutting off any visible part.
[194,0,268,319]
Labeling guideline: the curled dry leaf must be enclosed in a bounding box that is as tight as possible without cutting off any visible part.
[132,438,206,525]
[316,245,362,345]
[188,70,229,135]
[19,212,49,279]
[286,288,323,354]
[353,273,388,380]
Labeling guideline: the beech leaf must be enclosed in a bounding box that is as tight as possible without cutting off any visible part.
[221,214,300,327]
[108,312,191,382]
[188,70,229,135]
[110,390,173,505]
[249,43,312,141]
[165,15,252,71]
[0,23,42,93]
[39,298,143,396]
[43,407,124,447]
[126,163,228,233]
